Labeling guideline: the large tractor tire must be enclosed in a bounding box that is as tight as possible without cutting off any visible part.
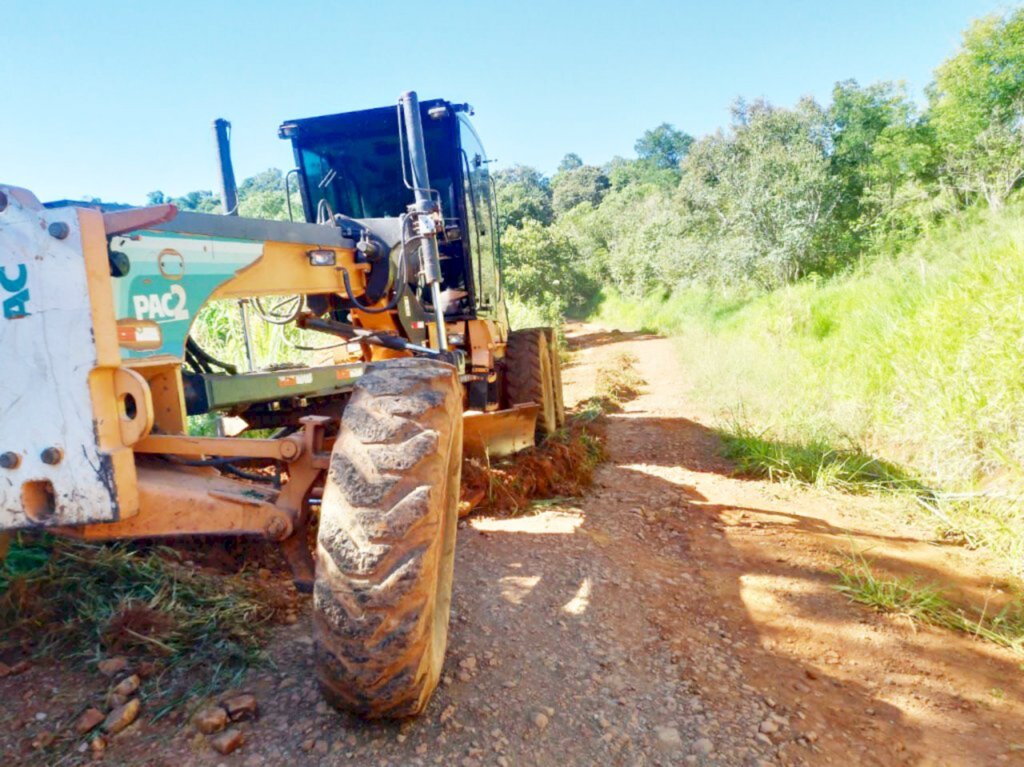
[313,357,462,718]
[506,328,560,440]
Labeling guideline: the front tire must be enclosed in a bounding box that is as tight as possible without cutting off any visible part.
[313,358,462,718]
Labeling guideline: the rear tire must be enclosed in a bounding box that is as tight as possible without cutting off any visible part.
[313,358,462,718]
[506,328,558,440]
[541,328,565,428]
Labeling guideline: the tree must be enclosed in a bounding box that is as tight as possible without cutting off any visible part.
[634,123,694,170]
[858,120,939,249]
[551,165,610,214]
[147,170,298,220]
[238,168,286,195]
[501,219,589,315]
[677,98,841,287]
[238,168,300,220]
[830,80,918,199]
[605,156,681,192]
[828,80,934,252]
[492,165,553,230]
[557,153,583,172]
[145,189,220,212]
[928,10,1024,208]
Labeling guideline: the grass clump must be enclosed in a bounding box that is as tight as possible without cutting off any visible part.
[596,352,644,403]
[720,423,926,494]
[0,534,284,714]
[835,550,1024,655]
[924,492,1024,568]
[190,298,341,372]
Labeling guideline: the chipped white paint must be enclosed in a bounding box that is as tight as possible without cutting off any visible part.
[0,188,120,529]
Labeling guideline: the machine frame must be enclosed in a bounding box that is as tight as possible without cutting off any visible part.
[0,94,539,589]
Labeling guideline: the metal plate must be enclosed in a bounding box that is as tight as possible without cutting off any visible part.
[463,404,539,458]
[0,188,121,530]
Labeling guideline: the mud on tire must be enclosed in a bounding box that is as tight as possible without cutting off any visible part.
[506,327,561,439]
[313,358,462,718]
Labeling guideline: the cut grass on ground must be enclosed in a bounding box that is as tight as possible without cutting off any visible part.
[0,535,287,717]
[835,550,1024,655]
[461,425,605,516]
[577,351,645,421]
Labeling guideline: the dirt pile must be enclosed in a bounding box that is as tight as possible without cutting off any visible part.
[460,419,605,516]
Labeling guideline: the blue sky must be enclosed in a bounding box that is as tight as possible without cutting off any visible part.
[1,0,1007,204]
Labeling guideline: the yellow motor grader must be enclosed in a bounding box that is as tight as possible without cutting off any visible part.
[0,92,564,718]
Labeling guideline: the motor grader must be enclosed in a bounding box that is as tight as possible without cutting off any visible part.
[0,92,564,718]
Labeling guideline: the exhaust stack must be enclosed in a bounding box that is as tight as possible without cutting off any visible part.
[212,118,239,216]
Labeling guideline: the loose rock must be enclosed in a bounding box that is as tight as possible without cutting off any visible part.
[97,657,128,677]
[655,726,683,752]
[532,712,549,731]
[74,708,105,736]
[32,731,55,749]
[112,674,141,697]
[102,699,140,735]
[223,693,259,721]
[209,728,245,755]
[758,719,779,735]
[693,737,714,755]
[194,706,229,735]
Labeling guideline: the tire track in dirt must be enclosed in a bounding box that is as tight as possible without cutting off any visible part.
[562,323,1023,767]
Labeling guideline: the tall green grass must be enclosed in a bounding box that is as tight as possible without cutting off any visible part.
[186,299,358,434]
[190,299,348,371]
[597,203,1024,570]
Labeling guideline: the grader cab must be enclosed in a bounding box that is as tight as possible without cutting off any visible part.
[0,92,564,718]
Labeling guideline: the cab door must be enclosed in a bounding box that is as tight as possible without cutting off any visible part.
[458,116,505,323]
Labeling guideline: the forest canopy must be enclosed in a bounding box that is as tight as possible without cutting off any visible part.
[491,8,1024,322]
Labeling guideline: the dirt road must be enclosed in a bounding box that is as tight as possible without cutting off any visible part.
[4,324,1023,766]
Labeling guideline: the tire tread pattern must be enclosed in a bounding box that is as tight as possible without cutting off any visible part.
[506,328,558,438]
[314,358,462,718]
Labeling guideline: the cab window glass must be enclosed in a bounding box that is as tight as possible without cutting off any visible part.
[298,115,457,221]
[459,117,500,311]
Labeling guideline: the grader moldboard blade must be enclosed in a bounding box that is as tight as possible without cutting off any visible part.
[463,404,539,458]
